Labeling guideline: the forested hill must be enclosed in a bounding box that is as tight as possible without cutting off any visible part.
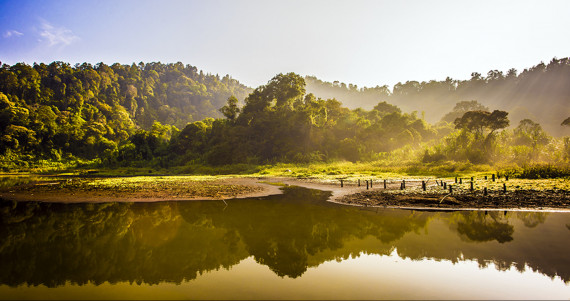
[0,61,252,130]
[305,58,570,136]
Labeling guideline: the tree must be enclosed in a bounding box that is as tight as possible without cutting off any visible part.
[454,110,509,158]
[514,119,549,153]
[372,101,401,116]
[219,96,240,122]
[267,73,306,108]
[441,100,489,123]
[486,110,510,133]
[454,110,509,137]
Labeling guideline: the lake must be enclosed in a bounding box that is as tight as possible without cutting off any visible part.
[0,185,569,299]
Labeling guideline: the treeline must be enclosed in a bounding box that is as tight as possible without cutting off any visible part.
[306,57,570,136]
[0,61,251,165]
[118,73,570,168]
[1,60,569,171]
[423,104,568,165]
[126,73,445,167]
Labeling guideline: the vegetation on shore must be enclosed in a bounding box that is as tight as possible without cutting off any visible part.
[1,59,570,180]
[0,175,265,201]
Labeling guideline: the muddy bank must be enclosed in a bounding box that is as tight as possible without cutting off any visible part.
[0,177,280,203]
[337,189,570,211]
[266,177,570,211]
[2,175,570,211]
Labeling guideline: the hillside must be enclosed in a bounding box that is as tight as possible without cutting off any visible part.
[305,58,570,136]
[0,61,252,160]
[0,61,252,129]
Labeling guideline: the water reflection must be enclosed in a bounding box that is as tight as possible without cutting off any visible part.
[452,211,515,243]
[0,186,568,289]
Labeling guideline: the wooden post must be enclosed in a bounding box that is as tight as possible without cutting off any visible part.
[443,182,447,189]
[503,183,507,192]
[422,180,426,191]
[484,187,487,196]
[340,179,343,187]
[370,179,373,188]
[455,177,458,183]
[366,180,369,190]
[471,177,474,182]
[485,175,487,180]
[358,179,360,187]
[492,174,495,182]
[505,175,509,181]
[459,178,462,184]
[470,181,474,191]
[384,179,387,189]
[400,182,404,190]
[402,180,406,189]
[449,185,453,193]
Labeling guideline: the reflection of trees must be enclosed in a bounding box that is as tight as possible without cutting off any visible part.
[450,211,548,244]
[516,212,547,228]
[0,186,432,285]
[454,211,514,243]
[0,186,568,287]
[397,210,570,283]
[0,201,248,287]
[197,187,431,278]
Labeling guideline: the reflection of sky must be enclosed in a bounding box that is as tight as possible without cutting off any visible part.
[1,254,567,300]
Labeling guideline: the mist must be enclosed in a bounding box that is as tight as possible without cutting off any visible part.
[306,58,570,137]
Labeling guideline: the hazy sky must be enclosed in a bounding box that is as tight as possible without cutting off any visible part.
[1,0,569,88]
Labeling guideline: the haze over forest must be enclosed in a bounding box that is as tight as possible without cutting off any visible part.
[305,58,570,137]
[1,57,569,169]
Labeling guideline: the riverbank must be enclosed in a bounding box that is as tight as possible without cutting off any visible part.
[267,177,570,211]
[0,176,280,203]
[337,189,570,211]
[0,175,569,211]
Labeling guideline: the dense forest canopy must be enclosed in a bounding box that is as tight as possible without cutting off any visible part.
[0,61,251,128]
[306,58,570,137]
[0,58,569,170]
[0,61,251,164]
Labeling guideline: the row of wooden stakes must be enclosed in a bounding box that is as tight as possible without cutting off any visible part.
[339,175,510,195]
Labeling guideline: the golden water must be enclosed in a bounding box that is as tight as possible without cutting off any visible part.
[0,186,568,299]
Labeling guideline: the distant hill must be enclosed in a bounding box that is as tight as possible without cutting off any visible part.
[0,61,252,130]
[0,61,253,160]
[305,58,570,136]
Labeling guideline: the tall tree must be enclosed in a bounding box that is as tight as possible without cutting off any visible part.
[219,96,240,122]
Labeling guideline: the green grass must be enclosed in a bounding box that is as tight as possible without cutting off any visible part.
[498,164,570,179]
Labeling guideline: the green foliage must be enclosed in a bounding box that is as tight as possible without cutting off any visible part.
[167,73,440,166]
[453,110,509,137]
[500,164,570,179]
[2,59,569,174]
[308,58,570,138]
[0,61,251,169]
[441,100,489,123]
[219,95,240,122]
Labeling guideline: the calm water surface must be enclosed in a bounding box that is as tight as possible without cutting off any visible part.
[0,185,569,299]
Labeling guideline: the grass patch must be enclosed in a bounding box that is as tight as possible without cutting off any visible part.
[499,164,570,179]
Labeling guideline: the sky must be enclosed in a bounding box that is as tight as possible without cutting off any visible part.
[1,0,569,89]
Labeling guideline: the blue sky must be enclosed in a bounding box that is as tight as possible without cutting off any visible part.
[1,0,569,88]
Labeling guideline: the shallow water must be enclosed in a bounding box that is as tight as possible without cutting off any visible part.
[0,185,569,299]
